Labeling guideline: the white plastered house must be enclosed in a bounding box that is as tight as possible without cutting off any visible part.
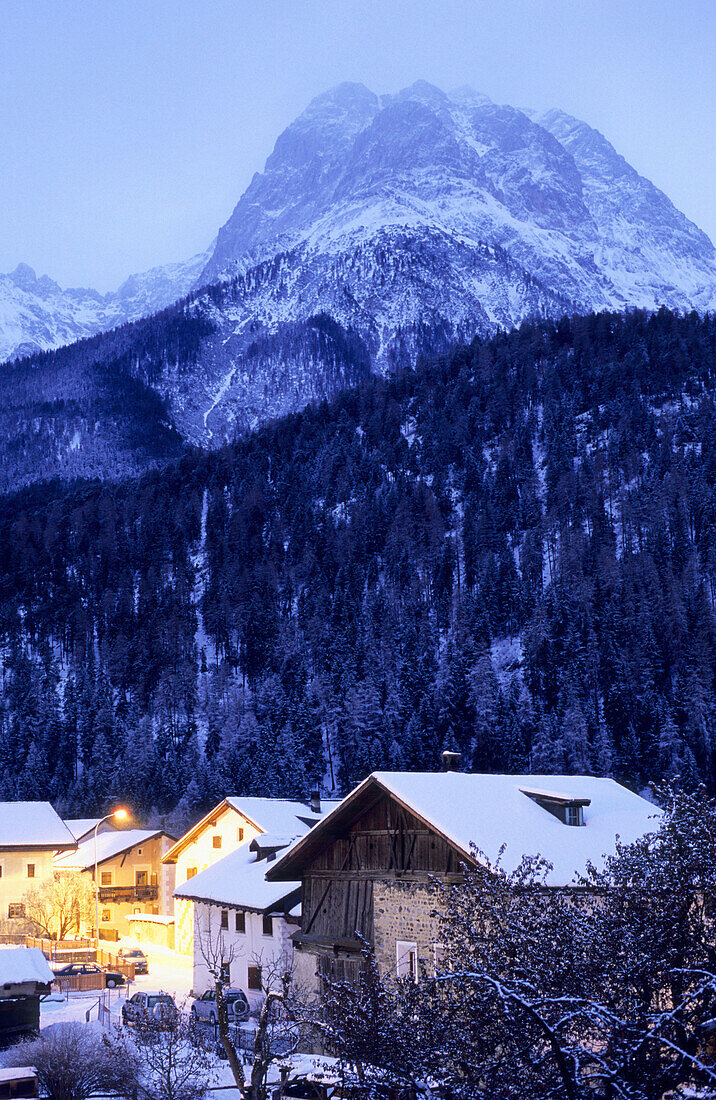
[0,802,76,934]
[163,796,340,955]
[175,836,302,1007]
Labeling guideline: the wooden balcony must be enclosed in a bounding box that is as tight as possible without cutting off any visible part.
[97,884,158,904]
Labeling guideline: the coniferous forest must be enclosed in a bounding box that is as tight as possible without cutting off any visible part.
[1,307,715,827]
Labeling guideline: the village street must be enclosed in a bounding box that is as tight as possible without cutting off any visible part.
[40,940,194,1029]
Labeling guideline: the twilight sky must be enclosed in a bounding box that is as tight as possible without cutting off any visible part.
[2,0,714,291]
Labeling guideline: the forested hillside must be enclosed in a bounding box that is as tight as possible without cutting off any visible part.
[1,307,715,825]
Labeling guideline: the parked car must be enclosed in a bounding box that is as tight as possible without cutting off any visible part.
[117,947,149,975]
[52,961,125,988]
[122,990,177,1026]
[191,988,250,1025]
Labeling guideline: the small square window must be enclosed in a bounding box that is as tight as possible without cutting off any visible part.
[248,965,262,991]
[262,914,273,937]
[212,836,222,850]
[8,903,25,919]
[102,909,111,922]
[100,871,112,886]
[235,911,246,934]
[186,867,198,879]
[220,909,229,930]
[26,864,35,879]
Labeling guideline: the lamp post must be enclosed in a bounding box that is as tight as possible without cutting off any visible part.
[93,808,129,953]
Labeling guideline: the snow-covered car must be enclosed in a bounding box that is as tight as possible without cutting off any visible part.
[117,947,149,975]
[121,990,177,1025]
[190,988,250,1025]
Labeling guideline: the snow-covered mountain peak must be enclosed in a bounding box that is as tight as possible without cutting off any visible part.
[201,81,716,315]
[0,248,210,363]
[4,80,716,488]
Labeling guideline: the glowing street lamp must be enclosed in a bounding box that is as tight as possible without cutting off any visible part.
[94,808,130,952]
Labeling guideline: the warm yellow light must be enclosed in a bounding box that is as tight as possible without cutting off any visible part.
[113,808,129,822]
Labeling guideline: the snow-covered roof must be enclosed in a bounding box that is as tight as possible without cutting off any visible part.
[54,828,165,870]
[174,844,300,912]
[268,773,662,888]
[251,833,296,850]
[0,946,54,986]
[0,802,76,850]
[64,818,109,841]
[163,795,342,863]
[225,797,340,835]
[0,1069,37,1084]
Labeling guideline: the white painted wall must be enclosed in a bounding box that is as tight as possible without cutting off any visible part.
[173,806,260,954]
[0,849,57,932]
[192,900,297,1009]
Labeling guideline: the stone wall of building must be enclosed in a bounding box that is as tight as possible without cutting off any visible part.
[372,878,443,978]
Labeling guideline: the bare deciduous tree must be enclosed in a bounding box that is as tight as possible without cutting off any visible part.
[118,1004,214,1100]
[4,1022,131,1100]
[196,921,315,1100]
[22,870,93,940]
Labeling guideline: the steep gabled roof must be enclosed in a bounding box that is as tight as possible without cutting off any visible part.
[267,772,661,888]
[0,802,76,851]
[54,828,169,871]
[162,796,341,864]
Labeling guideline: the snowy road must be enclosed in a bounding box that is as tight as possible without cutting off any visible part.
[40,939,194,1029]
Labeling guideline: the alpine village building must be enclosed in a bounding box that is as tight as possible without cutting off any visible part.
[54,828,176,942]
[266,761,659,996]
[0,804,77,937]
[163,795,339,962]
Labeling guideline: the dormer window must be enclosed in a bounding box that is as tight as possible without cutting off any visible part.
[565,805,584,827]
[521,788,589,826]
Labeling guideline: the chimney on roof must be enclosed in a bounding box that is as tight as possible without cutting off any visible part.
[441,750,461,773]
[310,790,321,814]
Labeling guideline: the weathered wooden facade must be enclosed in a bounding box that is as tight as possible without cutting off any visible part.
[268,779,476,992]
[267,769,660,1000]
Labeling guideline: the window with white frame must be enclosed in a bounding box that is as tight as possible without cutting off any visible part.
[396,940,418,980]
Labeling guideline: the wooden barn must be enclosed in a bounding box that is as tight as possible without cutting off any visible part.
[266,761,659,996]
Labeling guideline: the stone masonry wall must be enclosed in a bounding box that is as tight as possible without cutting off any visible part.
[372,878,443,978]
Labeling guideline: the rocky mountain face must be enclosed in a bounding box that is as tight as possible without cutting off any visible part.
[0,249,209,362]
[203,82,716,312]
[1,81,715,488]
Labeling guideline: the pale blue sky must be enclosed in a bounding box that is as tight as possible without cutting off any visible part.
[2,0,714,291]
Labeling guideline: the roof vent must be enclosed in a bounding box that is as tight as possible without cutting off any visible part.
[310,790,321,814]
[441,751,461,773]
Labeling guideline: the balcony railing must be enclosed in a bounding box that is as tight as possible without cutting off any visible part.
[98,884,158,904]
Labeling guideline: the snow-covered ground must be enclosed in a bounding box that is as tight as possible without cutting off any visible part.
[40,939,194,1030]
